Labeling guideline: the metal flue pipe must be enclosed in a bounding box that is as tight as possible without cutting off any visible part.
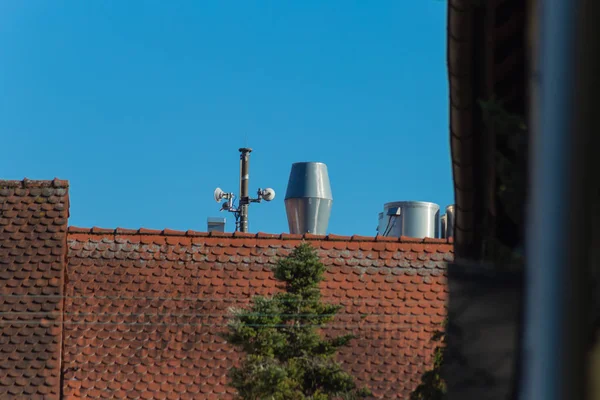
[238,148,252,233]
[284,162,333,235]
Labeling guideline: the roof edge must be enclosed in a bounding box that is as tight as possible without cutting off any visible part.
[0,178,69,188]
[67,226,454,244]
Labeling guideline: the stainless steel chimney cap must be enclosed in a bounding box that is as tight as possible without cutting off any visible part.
[284,162,333,200]
[284,162,333,235]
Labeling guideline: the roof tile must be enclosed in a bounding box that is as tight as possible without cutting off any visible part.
[63,231,452,399]
[91,226,113,234]
[399,236,424,243]
[0,179,69,399]
[138,228,161,235]
[351,234,374,241]
[255,232,278,239]
[278,233,302,241]
[327,234,352,241]
[2,179,454,399]
[302,233,326,240]
[375,235,399,242]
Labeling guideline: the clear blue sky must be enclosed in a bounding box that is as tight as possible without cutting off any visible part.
[0,1,451,236]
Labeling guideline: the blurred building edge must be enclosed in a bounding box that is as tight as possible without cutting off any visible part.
[447,0,600,399]
[574,2,600,398]
[444,262,524,400]
[524,0,600,399]
[448,0,529,266]
[446,0,530,398]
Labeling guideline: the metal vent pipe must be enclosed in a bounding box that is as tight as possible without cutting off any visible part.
[284,162,333,235]
[446,205,455,238]
[379,201,440,239]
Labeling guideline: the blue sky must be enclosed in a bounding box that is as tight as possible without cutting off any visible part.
[0,1,451,236]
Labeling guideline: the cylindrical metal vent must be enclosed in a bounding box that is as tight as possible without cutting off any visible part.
[445,205,455,238]
[284,162,333,235]
[377,212,384,235]
[441,214,447,238]
[379,201,440,239]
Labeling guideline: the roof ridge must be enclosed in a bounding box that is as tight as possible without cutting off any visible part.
[0,178,69,188]
[67,226,453,244]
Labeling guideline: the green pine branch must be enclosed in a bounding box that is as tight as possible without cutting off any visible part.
[223,242,371,400]
[410,320,447,400]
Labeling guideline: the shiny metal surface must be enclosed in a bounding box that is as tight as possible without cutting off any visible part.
[377,212,384,234]
[441,214,447,238]
[284,162,333,235]
[446,205,455,238]
[380,201,440,239]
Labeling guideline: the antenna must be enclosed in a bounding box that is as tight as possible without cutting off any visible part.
[213,148,275,233]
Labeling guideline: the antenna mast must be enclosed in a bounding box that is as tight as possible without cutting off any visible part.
[238,148,251,232]
[213,148,276,233]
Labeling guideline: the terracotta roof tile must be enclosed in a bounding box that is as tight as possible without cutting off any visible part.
[66,227,453,244]
[2,184,454,399]
[0,179,69,399]
[63,230,452,399]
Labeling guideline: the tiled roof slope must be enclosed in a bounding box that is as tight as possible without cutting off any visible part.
[64,228,453,399]
[0,179,69,399]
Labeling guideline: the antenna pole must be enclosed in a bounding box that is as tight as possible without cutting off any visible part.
[214,147,273,233]
[238,148,252,232]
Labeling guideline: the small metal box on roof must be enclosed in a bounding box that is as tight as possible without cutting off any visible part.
[207,217,226,233]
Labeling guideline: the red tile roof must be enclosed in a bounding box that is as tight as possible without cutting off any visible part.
[63,228,452,399]
[0,179,69,399]
[0,180,454,399]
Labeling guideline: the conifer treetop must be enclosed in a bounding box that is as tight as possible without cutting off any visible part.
[223,242,371,400]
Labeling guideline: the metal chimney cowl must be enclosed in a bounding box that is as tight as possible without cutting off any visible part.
[379,201,440,239]
[441,214,448,238]
[445,205,455,239]
[284,162,333,235]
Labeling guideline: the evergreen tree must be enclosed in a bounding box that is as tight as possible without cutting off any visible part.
[410,321,447,400]
[223,242,371,400]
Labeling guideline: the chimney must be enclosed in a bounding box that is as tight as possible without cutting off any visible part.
[441,214,447,238]
[207,217,226,233]
[445,205,455,238]
[284,162,333,235]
